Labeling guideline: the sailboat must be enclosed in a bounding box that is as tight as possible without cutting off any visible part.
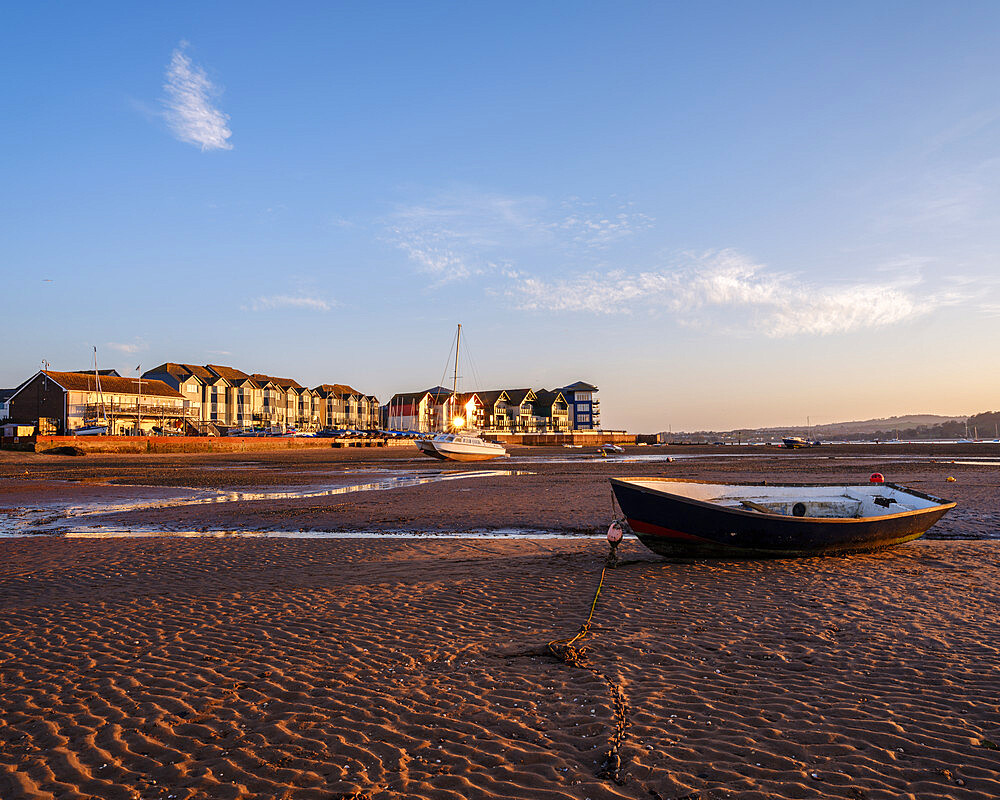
[419,325,507,462]
[74,347,110,435]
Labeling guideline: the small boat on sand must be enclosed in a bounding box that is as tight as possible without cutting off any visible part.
[415,324,507,463]
[609,478,955,558]
[420,431,507,462]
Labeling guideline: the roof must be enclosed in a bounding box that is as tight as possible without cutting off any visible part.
[72,369,121,377]
[560,381,598,393]
[206,364,256,384]
[504,388,535,405]
[39,371,183,398]
[0,389,15,402]
[425,386,453,402]
[474,390,509,408]
[179,364,216,380]
[313,383,365,398]
[252,374,303,390]
[532,389,567,412]
[390,387,454,404]
[143,363,206,383]
[389,390,431,404]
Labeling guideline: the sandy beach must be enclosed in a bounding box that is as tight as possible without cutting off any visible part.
[2,445,1000,799]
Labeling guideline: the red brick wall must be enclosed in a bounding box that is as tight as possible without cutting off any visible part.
[33,435,418,454]
[491,431,634,446]
[7,375,65,432]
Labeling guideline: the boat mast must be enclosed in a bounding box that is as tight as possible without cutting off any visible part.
[94,347,106,426]
[137,364,142,436]
[451,323,461,428]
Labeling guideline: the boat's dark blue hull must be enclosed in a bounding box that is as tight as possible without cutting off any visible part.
[610,479,955,558]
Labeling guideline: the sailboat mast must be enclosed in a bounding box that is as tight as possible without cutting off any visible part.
[452,324,461,396]
[94,346,106,424]
[447,322,462,429]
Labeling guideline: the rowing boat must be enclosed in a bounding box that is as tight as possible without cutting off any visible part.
[609,478,955,557]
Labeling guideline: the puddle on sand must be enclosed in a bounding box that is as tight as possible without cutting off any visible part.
[0,469,533,537]
[56,527,608,540]
[522,453,1000,466]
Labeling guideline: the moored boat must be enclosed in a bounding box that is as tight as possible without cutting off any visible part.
[416,436,439,457]
[609,478,954,558]
[73,347,110,436]
[423,432,507,462]
[72,424,109,436]
[415,323,507,463]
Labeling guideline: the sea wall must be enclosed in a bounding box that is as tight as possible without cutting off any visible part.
[492,431,634,446]
[32,436,417,454]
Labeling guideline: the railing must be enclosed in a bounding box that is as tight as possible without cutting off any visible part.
[85,403,196,419]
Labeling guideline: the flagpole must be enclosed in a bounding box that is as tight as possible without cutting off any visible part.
[136,364,141,435]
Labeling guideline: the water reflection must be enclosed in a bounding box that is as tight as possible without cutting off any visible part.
[1,469,532,536]
[60,527,602,540]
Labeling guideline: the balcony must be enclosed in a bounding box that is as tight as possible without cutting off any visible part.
[86,403,195,420]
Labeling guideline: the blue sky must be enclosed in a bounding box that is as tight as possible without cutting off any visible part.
[3,2,1000,431]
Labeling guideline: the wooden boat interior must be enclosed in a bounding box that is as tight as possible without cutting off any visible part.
[622,479,943,519]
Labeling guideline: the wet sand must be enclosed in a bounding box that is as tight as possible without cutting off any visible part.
[2,444,998,537]
[2,445,1000,798]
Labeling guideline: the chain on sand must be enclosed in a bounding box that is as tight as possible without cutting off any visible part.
[547,553,631,782]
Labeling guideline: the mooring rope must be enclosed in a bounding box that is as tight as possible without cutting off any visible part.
[546,564,608,665]
[546,540,631,783]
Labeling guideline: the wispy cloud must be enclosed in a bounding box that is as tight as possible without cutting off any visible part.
[388,193,543,282]
[553,198,654,247]
[162,42,232,151]
[508,250,964,337]
[106,339,148,354]
[244,294,336,312]
[389,191,652,283]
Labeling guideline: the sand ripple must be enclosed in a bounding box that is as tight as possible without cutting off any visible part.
[1,538,999,799]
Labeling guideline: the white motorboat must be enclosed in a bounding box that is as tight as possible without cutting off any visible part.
[416,436,438,457]
[73,424,109,436]
[423,432,507,462]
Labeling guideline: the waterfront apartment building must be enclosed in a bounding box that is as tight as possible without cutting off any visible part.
[6,370,188,435]
[386,384,576,433]
[384,387,453,432]
[142,363,379,433]
[559,381,600,430]
[314,384,380,430]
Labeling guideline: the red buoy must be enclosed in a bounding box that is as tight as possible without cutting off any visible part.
[607,521,624,543]
[869,472,885,484]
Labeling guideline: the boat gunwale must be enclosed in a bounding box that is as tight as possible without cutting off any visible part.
[609,477,956,524]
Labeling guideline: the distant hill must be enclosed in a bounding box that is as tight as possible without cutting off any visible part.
[790,415,965,435]
[659,411,1000,442]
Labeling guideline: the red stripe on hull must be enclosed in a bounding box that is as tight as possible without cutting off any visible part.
[627,518,709,542]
